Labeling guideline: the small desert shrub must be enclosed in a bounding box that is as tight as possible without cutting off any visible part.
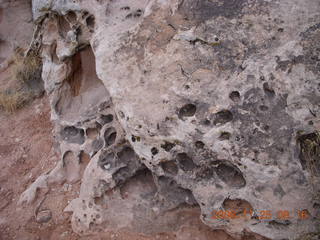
[0,89,31,112]
[0,50,44,112]
[11,51,42,87]
[298,131,320,176]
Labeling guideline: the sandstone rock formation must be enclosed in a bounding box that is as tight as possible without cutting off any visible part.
[19,0,320,239]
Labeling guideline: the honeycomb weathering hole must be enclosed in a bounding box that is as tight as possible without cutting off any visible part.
[61,126,85,144]
[86,15,95,29]
[176,153,197,171]
[113,167,129,185]
[215,162,246,188]
[119,168,157,199]
[113,146,141,185]
[98,151,115,170]
[117,146,136,164]
[229,91,241,102]
[158,176,198,206]
[86,127,99,139]
[63,151,74,166]
[151,147,159,155]
[195,141,205,149]
[100,114,114,124]
[161,141,175,152]
[213,110,233,125]
[178,103,197,119]
[104,127,117,147]
[263,82,275,98]
[219,132,231,141]
[66,11,77,22]
[55,46,109,121]
[161,161,178,175]
[63,151,80,183]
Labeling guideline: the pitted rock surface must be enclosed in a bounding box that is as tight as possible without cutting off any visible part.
[19,0,320,239]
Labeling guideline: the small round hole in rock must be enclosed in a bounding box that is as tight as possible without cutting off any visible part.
[219,132,231,141]
[202,119,211,125]
[117,146,137,165]
[213,110,233,125]
[100,114,113,124]
[61,126,85,144]
[161,141,175,152]
[86,15,95,29]
[82,11,89,18]
[131,135,141,142]
[118,111,125,119]
[178,103,197,119]
[151,147,159,155]
[195,141,205,149]
[263,82,275,98]
[229,91,240,102]
[66,11,77,22]
[98,152,115,170]
[86,128,99,139]
[161,161,178,175]
[107,132,116,146]
[104,127,117,147]
[113,167,129,185]
[176,153,196,171]
[120,6,130,10]
[215,162,246,188]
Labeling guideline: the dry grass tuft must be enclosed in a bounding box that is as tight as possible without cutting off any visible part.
[11,51,42,86]
[298,131,320,176]
[0,50,43,113]
[0,90,31,112]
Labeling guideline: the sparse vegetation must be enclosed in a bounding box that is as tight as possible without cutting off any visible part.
[297,131,320,229]
[11,50,42,86]
[298,131,320,176]
[0,49,43,112]
[0,89,31,112]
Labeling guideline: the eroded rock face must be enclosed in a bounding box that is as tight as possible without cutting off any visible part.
[20,0,320,239]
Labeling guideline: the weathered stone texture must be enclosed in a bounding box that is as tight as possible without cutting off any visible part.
[20,0,320,239]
